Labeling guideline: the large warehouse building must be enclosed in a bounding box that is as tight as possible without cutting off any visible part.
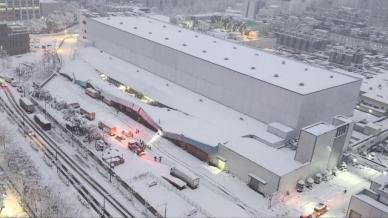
[80,14,363,196]
[83,15,361,135]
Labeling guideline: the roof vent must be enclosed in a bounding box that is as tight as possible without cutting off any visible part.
[213,40,217,43]
[148,20,152,23]
[107,17,111,20]
[299,82,305,86]
[136,69,140,72]
[148,32,152,34]
[305,68,308,71]
[133,27,137,29]
[224,57,229,60]
[194,35,199,38]
[120,22,123,24]
[164,37,169,40]
[369,87,373,90]
[251,66,256,70]
[282,60,286,64]
[330,75,334,78]
[178,30,182,32]
[254,53,259,56]
[273,74,279,77]
[202,50,207,53]
[182,43,187,47]
[233,46,237,49]
[162,25,166,28]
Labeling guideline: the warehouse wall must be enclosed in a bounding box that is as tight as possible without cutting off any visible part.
[297,80,361,129]
[218,145,280,195]
[86,18,360,131]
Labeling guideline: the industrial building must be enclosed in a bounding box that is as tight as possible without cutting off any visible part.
[346,174,388,217]
[217,116,354,195]
[328,47,364,66]
[83,15,361,135]
[0,24,30,55]
[0,0,40,20]
[81,14,363,196]
[274,31,328,53]
[358,73,388,117]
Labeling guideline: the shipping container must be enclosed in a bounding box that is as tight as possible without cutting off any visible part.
[170,166,200,189]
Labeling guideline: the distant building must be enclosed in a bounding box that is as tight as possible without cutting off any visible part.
[328,47,364,66]
[0,0,40,20]
[346,174,388,217]
[274,31,328,53]
[40,0,65,17]
[358,73,388,117]
[0,24,30,55]
[242,0,265,20]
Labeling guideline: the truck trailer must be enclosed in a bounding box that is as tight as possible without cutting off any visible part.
[170,166,200,189]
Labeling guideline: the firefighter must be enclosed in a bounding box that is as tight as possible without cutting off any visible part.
[154,156,157,162]
[158,156,162,163]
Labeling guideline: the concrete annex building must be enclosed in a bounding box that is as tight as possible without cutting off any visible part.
[81,15,362,195]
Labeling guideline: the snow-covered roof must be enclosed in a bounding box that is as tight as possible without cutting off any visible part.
[90,16,360,95]
[302,122,335,136]
[222,137,304,176]
[354,194,388,213]
[361,72,388,105]
[61,47,281,147]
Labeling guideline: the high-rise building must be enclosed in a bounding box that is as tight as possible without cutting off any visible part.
[0,0,40,21]
[0,24,30,55]
[242,0,265,20]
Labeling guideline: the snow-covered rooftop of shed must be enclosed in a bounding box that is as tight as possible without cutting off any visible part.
[91,16,360,95]
[223,137,304,176]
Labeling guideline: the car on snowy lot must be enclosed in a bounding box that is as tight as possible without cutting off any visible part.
[314,203,328,216]
[300,203,328,218]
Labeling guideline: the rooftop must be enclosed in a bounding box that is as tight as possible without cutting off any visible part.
[302,122,335,135]
[222,137,304,176]
[361,72,388,104]
[61,46,281,147]
[91,16,360,95]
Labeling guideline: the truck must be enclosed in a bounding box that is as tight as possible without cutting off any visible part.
[170,166,200,189]
[19,97,34,113]
[34,114,51,131]
[80,107,96,120]
[98,121,117,136]
[85,88,100,98]
[128,139,145,156]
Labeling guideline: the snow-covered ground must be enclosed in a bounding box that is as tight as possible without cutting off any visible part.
[0,108,95,217]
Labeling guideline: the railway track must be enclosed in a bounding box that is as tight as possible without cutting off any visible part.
[0,87,135,218]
